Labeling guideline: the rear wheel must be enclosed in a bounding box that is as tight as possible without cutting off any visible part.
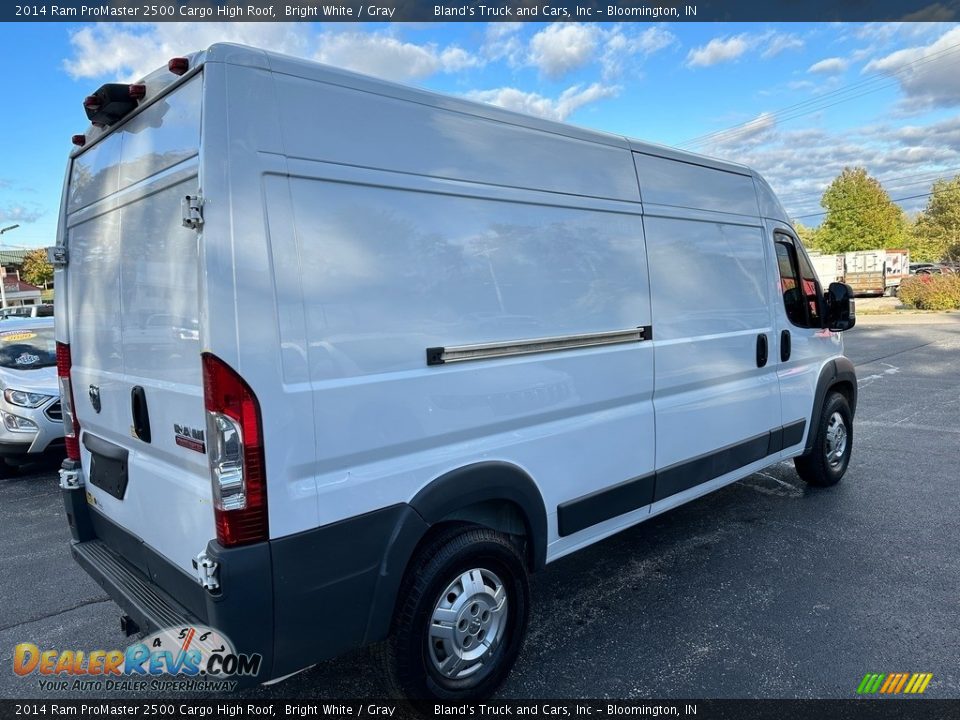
[380,526,529,701]
[795,391,852,487]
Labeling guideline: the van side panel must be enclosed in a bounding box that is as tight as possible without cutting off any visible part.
[249,67,656,553]
[270,72,639,203]
[636,155,782,512]
[764,219,845,451]
[202,61,322,540]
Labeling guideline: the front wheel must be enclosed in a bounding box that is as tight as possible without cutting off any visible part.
[794,391,853,487]
[380,526,530,701]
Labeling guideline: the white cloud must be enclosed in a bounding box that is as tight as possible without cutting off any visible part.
[699,114,960,221]
[0,204,43,224]
[64,23,311,81]
[864,25,960,108]
[808,57,849,74]
[524,24,675,80]
[685,35,751,68]
[465,83,619,122]
[601,26,676,78]
[63,24,480,84]
[685,31,801,69]
[528,24,600,78]
[720,112,778,146]
[315,31,480,82]
[482,23,524,66]
[762,32,805,58]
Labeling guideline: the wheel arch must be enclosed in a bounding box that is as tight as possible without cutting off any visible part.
[804,356,858,455]
[409,461,548,573]
[363,461,548,646]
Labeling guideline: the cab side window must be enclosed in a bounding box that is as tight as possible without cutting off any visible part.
[775,234,823,328]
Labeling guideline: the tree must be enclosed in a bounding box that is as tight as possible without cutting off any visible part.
[910,176,960,262]
[19,249,53,288]
[792,220,821,251]
[816,167,907,253]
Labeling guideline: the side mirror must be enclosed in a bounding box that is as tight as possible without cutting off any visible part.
[825,282,856,331]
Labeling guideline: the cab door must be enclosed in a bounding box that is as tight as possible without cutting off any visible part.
[767,223,843,454]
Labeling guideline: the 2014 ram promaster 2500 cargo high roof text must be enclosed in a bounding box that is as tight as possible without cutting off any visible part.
[52,43,858,701]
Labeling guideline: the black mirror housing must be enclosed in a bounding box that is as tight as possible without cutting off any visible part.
[825,282,856,331]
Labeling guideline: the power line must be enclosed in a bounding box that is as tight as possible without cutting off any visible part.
[777,167,960,205]
[680,41,960,150]
[792,192,933,220]
[784,172,960,216]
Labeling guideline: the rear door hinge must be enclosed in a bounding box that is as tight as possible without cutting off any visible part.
[58,465,82,490]
[47,246,68,268]
[193,551,219,591]
[182,194,203,230]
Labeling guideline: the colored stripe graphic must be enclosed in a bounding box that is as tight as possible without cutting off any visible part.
[858,672,932,694]
[880,673,908,693]
[880,674,897,693]
[906,673,933,694]
[857,674,886,694]
[893,673,910,693]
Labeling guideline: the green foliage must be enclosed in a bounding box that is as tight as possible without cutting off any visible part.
[910,177,960,263]
[897,274,960,310]
[19,249,53,288]
[792,220,821,251]
[817,167,907,253]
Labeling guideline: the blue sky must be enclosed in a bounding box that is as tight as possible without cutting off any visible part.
[2,21,959,248]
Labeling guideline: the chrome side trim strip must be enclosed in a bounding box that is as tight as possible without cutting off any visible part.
[426,326,651,366]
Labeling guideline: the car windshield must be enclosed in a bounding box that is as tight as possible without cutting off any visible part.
[0,326,56,369]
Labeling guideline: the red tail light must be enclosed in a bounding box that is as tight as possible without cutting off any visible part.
[201,353,267,547]
[168,57,189,76]
[56,343,81,461]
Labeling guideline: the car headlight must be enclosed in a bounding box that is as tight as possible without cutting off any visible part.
[3,389,53,408]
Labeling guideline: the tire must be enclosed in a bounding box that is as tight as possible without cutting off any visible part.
[379,525,530,702]
[794,391,853,487]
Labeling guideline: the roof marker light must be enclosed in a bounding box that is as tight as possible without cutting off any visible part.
[128,84,146,100]
[168,57,189,76]
[71,135,86,147]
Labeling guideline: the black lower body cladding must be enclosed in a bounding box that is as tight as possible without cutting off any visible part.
[63,482,429,684]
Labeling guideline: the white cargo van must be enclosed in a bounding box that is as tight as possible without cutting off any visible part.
[53,44,857,700]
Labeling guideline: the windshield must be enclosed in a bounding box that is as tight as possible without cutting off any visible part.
[0,327,56,369]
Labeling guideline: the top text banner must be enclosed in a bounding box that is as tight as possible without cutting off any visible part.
[6,1,956,22]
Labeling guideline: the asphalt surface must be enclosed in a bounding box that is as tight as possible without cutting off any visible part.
[1,318,958,701]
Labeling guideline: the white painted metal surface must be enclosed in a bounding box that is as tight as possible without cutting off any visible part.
[54,43,850,575]
[61,76,211,575]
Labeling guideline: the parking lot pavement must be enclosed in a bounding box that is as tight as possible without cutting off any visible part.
[1,318,959,701]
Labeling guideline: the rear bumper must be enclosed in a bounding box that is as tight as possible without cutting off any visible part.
[64,484,274,685]
[62,478,428,684]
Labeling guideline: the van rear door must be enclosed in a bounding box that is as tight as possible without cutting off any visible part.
[61,75,212,576]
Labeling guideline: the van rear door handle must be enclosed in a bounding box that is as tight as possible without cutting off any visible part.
[756,333,768,368]
[780,330,792,362]
[131,386,151,443]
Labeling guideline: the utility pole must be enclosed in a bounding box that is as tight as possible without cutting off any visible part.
[0,224,20,310]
